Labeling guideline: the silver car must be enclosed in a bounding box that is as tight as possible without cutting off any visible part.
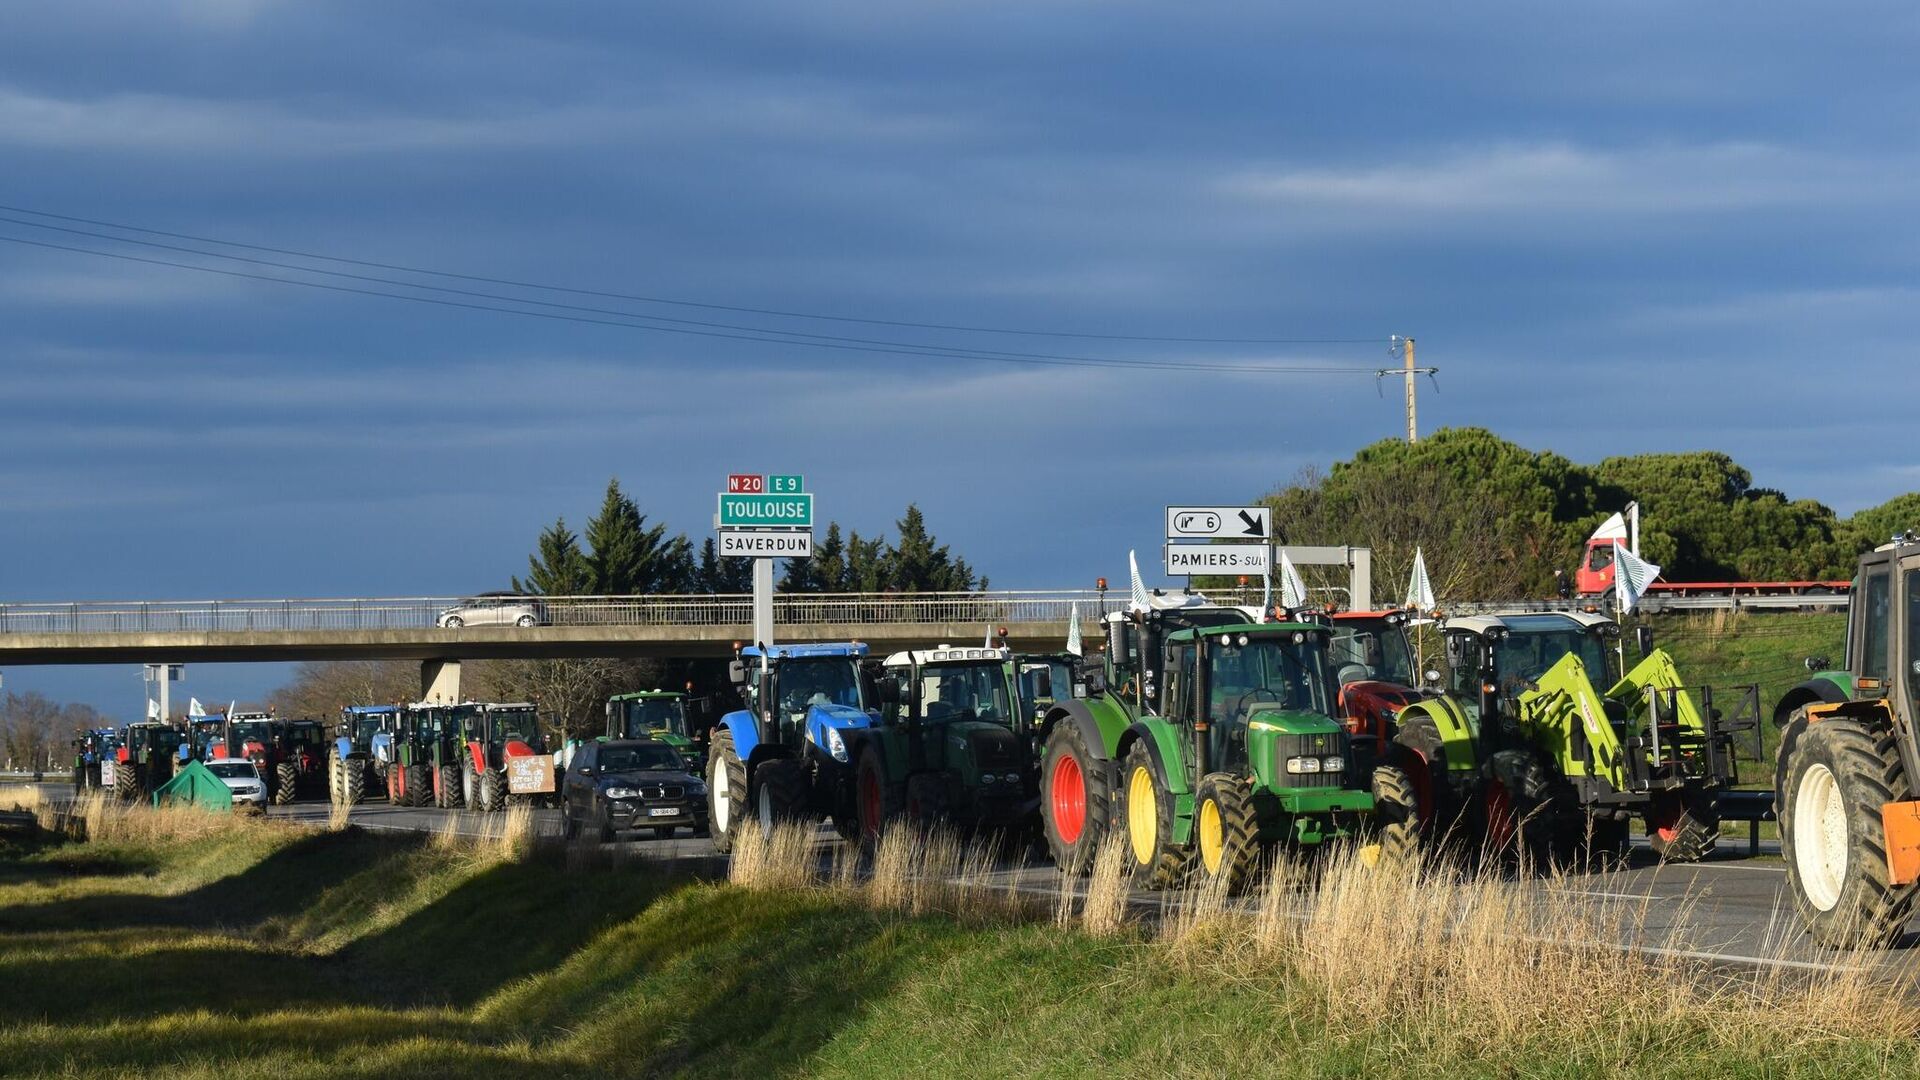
[206,759,267,809]
[437,593,546,629]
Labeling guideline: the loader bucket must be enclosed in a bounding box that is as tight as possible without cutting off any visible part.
[151,760,234,812]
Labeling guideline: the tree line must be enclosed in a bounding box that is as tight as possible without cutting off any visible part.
[1265,427,1919,601]
[1,691,107,772]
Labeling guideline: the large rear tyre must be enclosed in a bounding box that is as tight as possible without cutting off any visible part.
[1043,720,1113,875]
[405,763,431,808]
[1646,789,1717,862]
[707,730,750,854]
[437,764,465,809]
[755,759,809,833]
[1779,717,1920,948]
[1392,709,1464,850]
[341,761,366,807]
[905,774,948,826]
[1119,740,1187,890]
[1481,750,1558,869]
[1193,773,1260,894]
[113,760,141,805]
[1371,763,1420,864]
[478,769,505,812]
[327,750,342,805]
[853,749,899,847]
[273,762,298,805]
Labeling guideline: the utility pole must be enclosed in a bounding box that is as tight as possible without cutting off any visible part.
[1378,335,1439,443]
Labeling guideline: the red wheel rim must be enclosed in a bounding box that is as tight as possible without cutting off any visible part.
[1650,792,1681,842]
[1485,778,1515,850]
[1052,754,1086,845]
[859,767,881,838]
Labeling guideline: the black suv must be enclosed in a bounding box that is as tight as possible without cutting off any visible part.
[562,739,709,841]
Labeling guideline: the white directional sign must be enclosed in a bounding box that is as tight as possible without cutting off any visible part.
[719,529,814,558]
[1166,505,1270,540]
[1165,543,1271,576]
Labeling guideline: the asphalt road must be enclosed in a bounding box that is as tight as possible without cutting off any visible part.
[17,782,1915,974]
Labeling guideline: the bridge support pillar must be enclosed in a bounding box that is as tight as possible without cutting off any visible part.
[420,659,461,703]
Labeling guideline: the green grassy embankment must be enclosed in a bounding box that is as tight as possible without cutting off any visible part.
[2,791,1917,1078]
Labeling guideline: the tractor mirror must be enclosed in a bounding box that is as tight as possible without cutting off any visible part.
[1634,626,1654,658]
[1806,656,1831,672]
[728,660,747,685]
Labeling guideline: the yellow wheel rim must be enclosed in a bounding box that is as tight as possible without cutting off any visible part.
[1198,797,1224,875]
[1128,765,1158,866]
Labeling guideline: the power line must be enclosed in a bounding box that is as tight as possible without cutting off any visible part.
[0,214,1377,371]
[0,203,1382,346]
[0,233,1388,375]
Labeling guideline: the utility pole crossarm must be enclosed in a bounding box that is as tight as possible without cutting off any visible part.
[1377,335,1438,442]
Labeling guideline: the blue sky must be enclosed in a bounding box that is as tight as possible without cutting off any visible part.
[4,2,1916,717]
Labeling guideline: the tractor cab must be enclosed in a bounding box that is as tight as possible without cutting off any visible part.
[1328,610,1424,743]
[606,691,699,770]
[340,706,395,755]
[735,643,873,745]
[1159,623,1349,789]
[1438,612,1620,736]
[476,702,545,755]
[1015,654,1081,726]
[187,716,226,761]
[221,712,277,761]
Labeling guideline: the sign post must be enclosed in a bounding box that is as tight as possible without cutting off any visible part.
[718,474,813,650]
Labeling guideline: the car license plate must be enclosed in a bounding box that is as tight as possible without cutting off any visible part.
[647,807,678,818]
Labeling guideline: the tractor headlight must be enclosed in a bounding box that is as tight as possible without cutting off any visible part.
[1322,755,1345,773]
[824,727,849,763]
[1003,772,1020,784]
[982,773,997,783]
[604,786,640,800]
[1286,756,1322,774]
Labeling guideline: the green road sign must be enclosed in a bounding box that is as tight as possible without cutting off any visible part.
[769,474,804,494]
[717,492,813,528]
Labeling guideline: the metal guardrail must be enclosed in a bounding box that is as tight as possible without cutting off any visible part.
[0,591,1138,636]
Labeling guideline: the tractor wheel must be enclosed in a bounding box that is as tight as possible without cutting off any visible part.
[327,750,341,805]
[708,730,750,855]
[1646,789,1718,863]
[1193,773,1260,894]
[854,749,900,847]
[1370,763,1421,865]
[478,769,505,812]
[406,763,432,808]
[113,760,141,805]
[905,774,948,827]
[1779,717,1920,948]
[1392,710,1463,849]
[755,759,809,833]
[437,765,464,809]
[274,762,298,805]
[1480,750,1557,869]
[1043,720,1113,875]
[341,761,366,807]
[1119,740,1187,890]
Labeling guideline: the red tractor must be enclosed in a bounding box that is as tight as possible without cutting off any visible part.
[461,702,553,811]
[1327,610,1427,768]
[213,712,327,804]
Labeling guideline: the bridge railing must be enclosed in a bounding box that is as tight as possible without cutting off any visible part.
[0,591,1149,635]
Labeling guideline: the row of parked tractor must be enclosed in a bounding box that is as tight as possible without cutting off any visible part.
[698,594,1765,896]
[73,710,332,806]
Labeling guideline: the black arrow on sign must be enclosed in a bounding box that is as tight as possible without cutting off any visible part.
[1238,509,1264,537]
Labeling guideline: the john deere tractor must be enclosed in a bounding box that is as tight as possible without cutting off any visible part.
[1040,596,1375,891]
[607,691,703,773]
[112,722,187,803]
[1381,611,1754,866]
[709,642,878,853]
[330,705,396,807]
[1775,536,1920,947]
[847,645,1034,844]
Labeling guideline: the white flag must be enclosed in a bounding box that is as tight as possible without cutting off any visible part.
[146,699,160,720]
[1404,547,1436,612]
[1066,604,1083,657]
[1128,550,1151,613]
[1278,551,1308,609]
[984,625,994,649]
[1613,540,1662,614]
[188,698,205,718]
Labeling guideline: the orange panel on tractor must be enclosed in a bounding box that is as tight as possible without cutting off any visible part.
[1882,801,1920,886]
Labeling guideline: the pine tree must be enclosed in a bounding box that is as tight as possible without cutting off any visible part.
[512,519,593,595]
[780,522,845,592]
[844,531,889,592]
[699,538,753,592]
[583,478,693,594]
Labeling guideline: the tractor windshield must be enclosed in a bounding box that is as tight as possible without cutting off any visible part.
[1494,624,1616,687]
[489,707,541,747]
[776,658,865,716]
[1207,634,1335,723]
[1018,659,1074,716]
[1329,621,1416,687]
[353,718,385,745]
[615,698,686,739]
[231,722,272,747]
[919,662,1013,725]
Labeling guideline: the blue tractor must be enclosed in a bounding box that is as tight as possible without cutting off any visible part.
[707,642,878,853]
[332,705,398,806]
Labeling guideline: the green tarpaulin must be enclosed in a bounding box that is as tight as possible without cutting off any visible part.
[151,760,233,811]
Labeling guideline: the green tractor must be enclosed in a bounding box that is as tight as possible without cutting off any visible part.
[1040,598,1375,891]
[111,722,187,804]
[1382,611,1755,865]
[386,705,464,808]
[1774,536,1920,947]
[847,645,1034,843]
[1015,653,1081,730]
[606,691,704,773]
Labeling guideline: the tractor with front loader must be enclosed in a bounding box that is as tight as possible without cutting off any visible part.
[460,702,553,811]
[606,691,704,773]
[330,705,396,807]
[111,722,187,803]
[848,645,1034,844]
[708,642,878,853]
[1774,535,1920,947]
[1040,596,1376,891]
[1380,610,1755,866]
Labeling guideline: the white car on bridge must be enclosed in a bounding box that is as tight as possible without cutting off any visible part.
[437,593,547,629]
